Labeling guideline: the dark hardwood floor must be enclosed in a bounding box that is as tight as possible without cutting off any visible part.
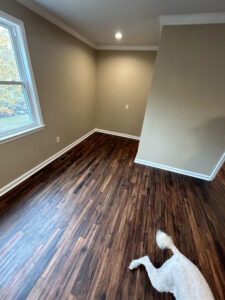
[0,132,224,300]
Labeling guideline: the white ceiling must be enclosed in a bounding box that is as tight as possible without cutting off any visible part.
[20,0,225,47]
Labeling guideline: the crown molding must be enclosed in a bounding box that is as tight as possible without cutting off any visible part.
[17,1,224,51]
[96,45,158,51]
[16,0,96,48]
[17,0,158,51]
[160,12,225,30]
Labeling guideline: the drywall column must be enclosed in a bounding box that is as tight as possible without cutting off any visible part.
[136,24,225,179]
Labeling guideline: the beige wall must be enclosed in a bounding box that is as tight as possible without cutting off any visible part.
[95,51,156,136]
[0,1,157,191]
[0,0,96,188]
[1,4,224,188]
[136,24,225,176]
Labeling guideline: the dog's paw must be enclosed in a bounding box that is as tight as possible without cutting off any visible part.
[129,260,139,270]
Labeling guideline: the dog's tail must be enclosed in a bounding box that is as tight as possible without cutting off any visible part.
[156,230,179,254]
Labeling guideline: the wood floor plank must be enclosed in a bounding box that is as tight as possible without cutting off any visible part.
[0,132,224,300]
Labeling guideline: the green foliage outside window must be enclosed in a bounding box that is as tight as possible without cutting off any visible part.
[0,25,29,120]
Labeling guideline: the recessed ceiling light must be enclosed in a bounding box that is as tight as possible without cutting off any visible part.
[115,31,123,40]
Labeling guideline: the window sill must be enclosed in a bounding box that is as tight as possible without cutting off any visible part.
[0,124,46,144]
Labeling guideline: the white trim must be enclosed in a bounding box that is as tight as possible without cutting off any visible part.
[95,128,140,140]
[160,12,225,31]
[16,13,44,126]
[0,10,45,141]
[0,81,24,85]
[135,152,225,181]
[0,125,45,144]
[0,128,140,196]
[0,129,95,196]
[134,159,211,181]
[96,45,159,51]
[16,0,158,51]
[210,152,225,180]
[15,2,225,49]
[1,128,223,195]
[0,9,23,26]
[16,0,96,48]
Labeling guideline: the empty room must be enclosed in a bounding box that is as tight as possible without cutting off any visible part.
[0,0,224,299]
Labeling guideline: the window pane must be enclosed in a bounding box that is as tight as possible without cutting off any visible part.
[0,84,32,133]
[0,25,20,81]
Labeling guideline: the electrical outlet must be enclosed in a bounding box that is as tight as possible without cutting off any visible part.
[56,136,60,143]
[125,104,129,110]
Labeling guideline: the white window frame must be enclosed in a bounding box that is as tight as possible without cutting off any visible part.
[0,10,45,144]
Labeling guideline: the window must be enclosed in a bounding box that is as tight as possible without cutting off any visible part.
[0,10,44,143]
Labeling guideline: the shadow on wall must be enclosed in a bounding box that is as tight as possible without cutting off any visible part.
[184,117,225,175]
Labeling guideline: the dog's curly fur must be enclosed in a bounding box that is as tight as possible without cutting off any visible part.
[129,230,214,300]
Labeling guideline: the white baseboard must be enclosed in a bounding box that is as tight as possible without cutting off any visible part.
[0,128,139,196]
[210,152,225,180]
[95,128,140,140]
[2,127,222,195]
[0,129,95,196]
[134,158,211,181]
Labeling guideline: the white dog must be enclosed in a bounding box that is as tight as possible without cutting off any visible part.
[129,230,214,300]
